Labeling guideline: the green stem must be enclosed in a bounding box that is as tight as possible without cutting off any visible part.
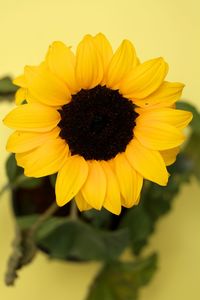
[70,200,78,220]
[5,224,24,285]
[29,202,59,235]
[5,201,59,286]
[0,175,30,198]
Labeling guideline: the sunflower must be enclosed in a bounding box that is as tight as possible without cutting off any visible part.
[3,33,192,215]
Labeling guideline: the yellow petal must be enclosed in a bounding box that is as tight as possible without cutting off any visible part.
[134,82,185,108]
[75,35,103,89]
[56,155,88,207]
[25,64,71,106]
[93,33,113,82]
[3,103,60,132]
[81,160,106,210]
[120,57,168,99]
[15,88,27,105]
[14,82,38,105]
[114,153,143,208]
[136,108,193,130]
[125,139,168,186]
[134,121,185,150]
[160,147,180,166]
[13,74,27,88]
[46,41,79,94]
[105,39,138,89]
[100,161,121,215]
[75,192,92,212]
[6,127,60,153]
[25,89,40,104]
[16,138,68,177]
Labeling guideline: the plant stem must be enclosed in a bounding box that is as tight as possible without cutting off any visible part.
[29,201,59,235]
[4,201,59,286]
[0,175,28,198]
[70,201,78,220]
[0,182,10,197]
[5,224,24,286]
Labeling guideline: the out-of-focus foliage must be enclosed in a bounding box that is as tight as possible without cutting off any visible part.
[120,101,200,255]
[0,77,18,100]
[17,215,129,261]
[177,102,200,135]
[177,101,200,182]
[86,254,157,300]
[6,154,43,189]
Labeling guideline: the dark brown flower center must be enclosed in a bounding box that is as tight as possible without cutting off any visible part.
[58,85,138,161]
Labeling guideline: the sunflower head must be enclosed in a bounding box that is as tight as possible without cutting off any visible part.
[3,33,192,215]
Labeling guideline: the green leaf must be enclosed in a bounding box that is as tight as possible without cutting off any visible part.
[17,215,39,230]
[122,116,200,255]
[49,174,57,188]
[6,154,23,182]
[183,132,200,181]
[120,204,153,255]
[85,253,157,300]
[29,217,129,261]
[0,76,18,94]
[5,153,43,190]
[0,76,18,101]
[99,229,130,261]
[82,208,115,229]
[121,148,197,255]
[177,101,200,134]
[19,177,43,189]
[36,219,105,260]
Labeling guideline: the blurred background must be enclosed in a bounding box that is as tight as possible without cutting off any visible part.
[0,0,200,299]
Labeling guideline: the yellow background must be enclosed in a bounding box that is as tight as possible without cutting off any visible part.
[0,0,200,299]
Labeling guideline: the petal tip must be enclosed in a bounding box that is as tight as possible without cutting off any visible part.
[95,32,105,38]
[188,111,193,122]
[122,39,131,45]
[2,116,7,125]
[56,198,65,207]
[82,34,93,42]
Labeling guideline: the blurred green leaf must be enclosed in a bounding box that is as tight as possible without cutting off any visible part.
[0,76,17,100]
[177,101,200,134]
[183,132,200,181]
[17,215,39,230]
[49,174,57,188]
[37,219,105,260]
[6,154,23,183]
[82,208,114,229]
[5,153,43,190]
[0,76,17,93]
[99,229,130,261]
[120,204,153,255]
[86,253,157,300]
[19,177,43,189]
[176,102,200,181]
[121,149,196,255]
[20,216,129,261]
[120,101,200,255]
